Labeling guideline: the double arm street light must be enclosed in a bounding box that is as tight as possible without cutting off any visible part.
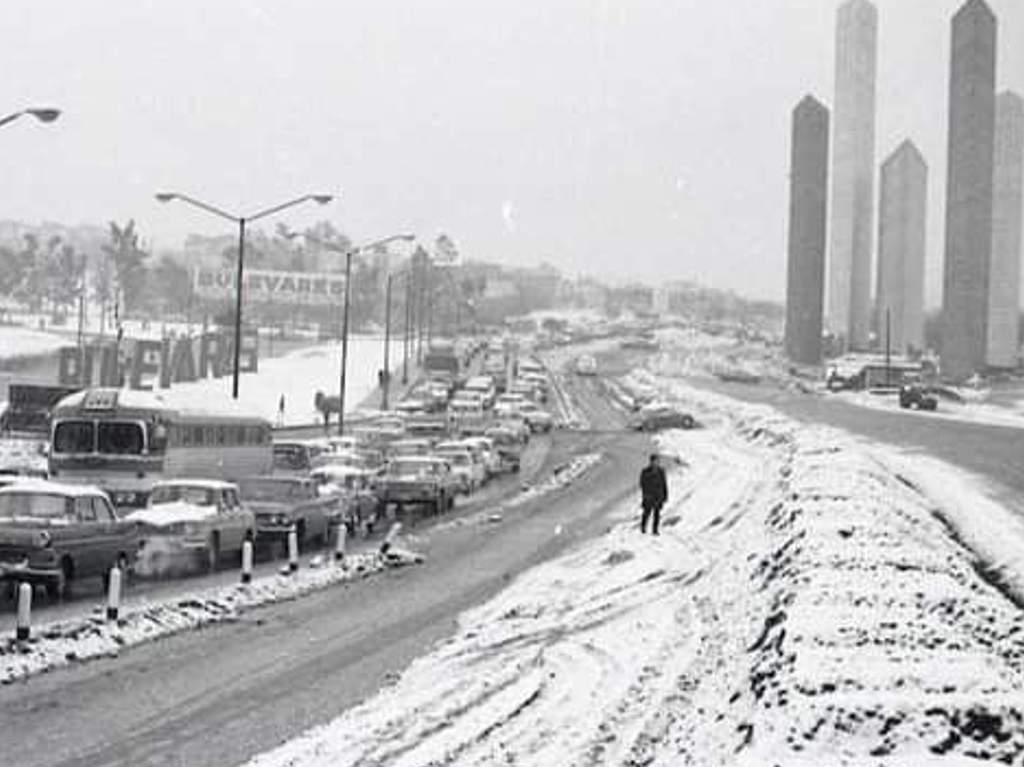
[0,107,61,131]
[287,231,414,434]
[155,192,334,399]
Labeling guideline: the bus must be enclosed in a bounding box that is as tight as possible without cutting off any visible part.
[49,388,273,508]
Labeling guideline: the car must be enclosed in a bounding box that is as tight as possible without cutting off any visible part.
[272,441,325,474]
[459,436,501,476]
[495,393,529,416]
[309,465,381,535]
[483,426,522,473]
[376,456,458,515]
[237,476,335,553]
[434,442,487,493]
[128,479,256,571]
[629,406,697,432]
[0,481,138,598]
[899,384,938,411]
[497,414,532,443]
[517,402,555,433]
[388,439,434,459]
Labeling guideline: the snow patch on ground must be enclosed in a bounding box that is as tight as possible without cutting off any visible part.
[0,326,69,362]
[0,547,422,685]
[243,374,1024,767]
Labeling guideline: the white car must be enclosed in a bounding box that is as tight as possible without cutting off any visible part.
[128,479,255,571]
[459,437,501,476]
[434,443,486,493]
[518,402,555,433]
[495,393,529,416]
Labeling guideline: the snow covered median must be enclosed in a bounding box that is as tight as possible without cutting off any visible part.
[0,548,423,686]
[243,380,1024,766]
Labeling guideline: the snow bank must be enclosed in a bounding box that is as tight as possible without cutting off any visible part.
[243,375,1024,767]
[0,547,422,685]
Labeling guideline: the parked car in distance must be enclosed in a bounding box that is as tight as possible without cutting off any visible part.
[0,481,137,598]
[309,465,380,535]
[629,405,697,432]
[237,476,334,552]
[127,479,255,571]
[376,456,458,515]
[899,384,938,411]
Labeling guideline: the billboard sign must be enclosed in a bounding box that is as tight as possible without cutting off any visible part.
[193,267,345,306]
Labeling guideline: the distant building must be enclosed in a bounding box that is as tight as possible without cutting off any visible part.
[876,140,927,356]
[785,96,830,365]
[942,0,997,381]
[986,91,1024,369]
[827,0,878,350]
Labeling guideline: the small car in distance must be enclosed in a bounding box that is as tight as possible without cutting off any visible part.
[899,384,938,411]
[0,481,137,598]
[376,456,458,515]
[127,479,255,572]
[629,405,697,432]
[310,465,381,535]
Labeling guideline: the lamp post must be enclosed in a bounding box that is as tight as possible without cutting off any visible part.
[382,273,394,410]
[155,193,333,398]
[0,107,61,131]
[287,232,414,434]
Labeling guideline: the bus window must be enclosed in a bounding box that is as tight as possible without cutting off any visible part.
[98,422,145,455]
[53,420,95,454]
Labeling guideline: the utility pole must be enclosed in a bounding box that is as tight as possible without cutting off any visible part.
[382,273,393,410]
[338,249,353,435]
[885,307,892,388]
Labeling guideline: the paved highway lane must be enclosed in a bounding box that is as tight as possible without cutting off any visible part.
[693,379,1024,502]
[0,384,654,767]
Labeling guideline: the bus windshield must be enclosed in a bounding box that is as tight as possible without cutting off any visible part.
[53,420,95,454]
[97,422,145,455]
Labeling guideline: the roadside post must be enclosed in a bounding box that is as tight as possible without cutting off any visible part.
[380,522,402,555]
[334,524,347,564]
[241,540,253,584]
[16,582,31,641]
[288,526,299,573]
[106,566,122,621]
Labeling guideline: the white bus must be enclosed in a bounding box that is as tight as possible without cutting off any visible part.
[49,388,273,508]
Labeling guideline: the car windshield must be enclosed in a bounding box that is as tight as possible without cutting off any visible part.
[53,419,94,453]
[0,492,71,519]
[238,479,301,501]
[150,486,217,506]
[97,421,145,455]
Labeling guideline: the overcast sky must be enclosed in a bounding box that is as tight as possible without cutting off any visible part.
[2,0,1022,303]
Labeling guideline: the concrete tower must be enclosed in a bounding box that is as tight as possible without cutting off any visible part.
[942,0,997,381]
[876,140,928,356]
[827,0,878,350]
[785,96,830,366]
[986,91,1024,369]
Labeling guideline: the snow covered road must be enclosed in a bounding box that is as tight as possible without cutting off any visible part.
[244,380,1024,766]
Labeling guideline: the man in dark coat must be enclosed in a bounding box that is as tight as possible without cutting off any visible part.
[639,454,668,535]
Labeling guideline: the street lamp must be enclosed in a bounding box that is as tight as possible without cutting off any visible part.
[155,192,334,398]
[0,107,61,131]
[287,231,414,433]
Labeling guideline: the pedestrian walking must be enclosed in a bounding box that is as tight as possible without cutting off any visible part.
[277,393,286,427]
[639,453,667,535]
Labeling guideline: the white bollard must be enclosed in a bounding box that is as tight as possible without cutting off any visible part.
[241,540,253,584]
[380,522,403,555]
[334,524,347,564]
[288,527,299,573]
[16,582,31,641]
[106,566,122,621]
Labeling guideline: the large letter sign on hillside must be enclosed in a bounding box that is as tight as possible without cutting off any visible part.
[57,330,258,390]
[193,267,346,306]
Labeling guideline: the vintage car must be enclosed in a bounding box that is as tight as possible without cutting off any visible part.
[458,436,501,477]
[237,476,335,552]
[127,479,256,571]
[388,439,433,459]
[483,426,523,473]
[517,402,555,433]
[433,443,486,494]
[272,441,328,474]
[629,404,697,432]
[376,456,458,514]
[899,383,938,411]
[309,465,381,535]
[0,480,137,598]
